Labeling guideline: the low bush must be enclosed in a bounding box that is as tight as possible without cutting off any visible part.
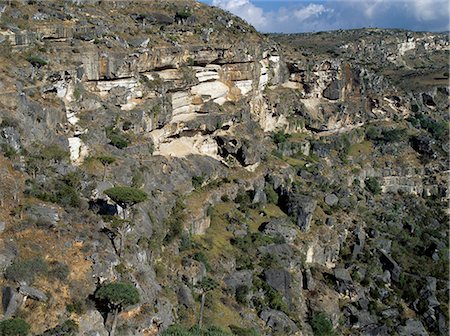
[0,318,30,336]
[105,127,129,149]
[365,177,382,195]
[5,257,48,284]
[310,312,336,336]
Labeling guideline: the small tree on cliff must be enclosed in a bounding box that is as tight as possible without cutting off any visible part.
[95,282,140,336]
[104,186,147,256]
[96,155,116,181]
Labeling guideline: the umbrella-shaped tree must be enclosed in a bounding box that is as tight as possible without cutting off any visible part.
[104,186,147,256]
[95,281,140,336]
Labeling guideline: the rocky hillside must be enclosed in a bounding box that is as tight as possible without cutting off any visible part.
[0,1,448,335]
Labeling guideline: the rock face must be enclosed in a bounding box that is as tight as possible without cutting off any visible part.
[260,217,297,243]
[260,309,298,334]
[280,190,317,232]
[263,268,292,303]
[2,287,23,318]
[19,284,48,302]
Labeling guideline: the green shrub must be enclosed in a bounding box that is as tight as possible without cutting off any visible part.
[5,257,48,284]
[264,185,279,204]
[192,175,205,189]
[310,312,336,336]
[105,127,129,149]
[48,261,69,280]
[0,318,30,336]
[192,251,211,271]
[66,299,87,315]
[366,126,406,143]
[365,177,382,195]
[176,9,192,19]
[229,326,259,336]
[272,131,291,145]
[1,144,18,159]
[408,112,448,140]
[26,55,47,67]
[40,320,78,336]
[235,285,249,305]
[41,145,69,162]
[164,199,185,244]
[161,325,231,336]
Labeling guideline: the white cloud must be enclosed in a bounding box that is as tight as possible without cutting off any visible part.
[411,0,447,21]
[212,0,268,30]
[294,4,330,22]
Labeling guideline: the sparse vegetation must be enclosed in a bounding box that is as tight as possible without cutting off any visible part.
[0,318,31,336]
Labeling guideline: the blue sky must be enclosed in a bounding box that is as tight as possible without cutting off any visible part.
[200,0,450,33]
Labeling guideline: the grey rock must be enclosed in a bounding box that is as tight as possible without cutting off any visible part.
[182,258,206,286]
[19,284,48,302]
[368,228,379,238]
[0,127,22,152]
[425,276,437,292]
[362,325,389,336]
[380,270,391,283]
[224,270,253,294]
[252,188,267,205]
[177,285,194,308]
[2,287,23,317]
[304,268,315,290]
[376,238,392,254]
[323,80,341,100]
[324,193,339,206]
[334,268,352,282]
[263,268,292,302]
[397,319,428,336]
[78,310,108,336]
[260,309,298,334]
[326,217,336,227]
[382,308,399,318]
[0,221,5,233]
[0,241,18,270]
[379,250,401,282]
[260,217,297,243]
[258,244,294,268]
[352,226,365,257]
[25,204,60,227]
[280,191,316,232]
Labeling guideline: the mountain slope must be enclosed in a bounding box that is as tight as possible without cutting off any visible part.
[0,1,448,335]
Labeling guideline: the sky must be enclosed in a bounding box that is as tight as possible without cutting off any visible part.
[199,0,450,33]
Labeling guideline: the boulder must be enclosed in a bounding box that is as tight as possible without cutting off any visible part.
[260,217,297,243]
[324,193,339,206]
[379,251,401,282]
[177,285,195,308]
[78,310,108,336]
[352,226,365,257]
[0,127,22,152]
[19,284,48,302]
[2,287,24,317]
[260,309,298,334]
[263,268,292,302]
[397,319,428,336]
[334,268,352,282]
[259,244,294,268]
[303,268,315,290]
[280,191,316,232]
[224,270,253,295]
[323,80,341,100]
[25,204,60,227]
[0,221,5,233]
